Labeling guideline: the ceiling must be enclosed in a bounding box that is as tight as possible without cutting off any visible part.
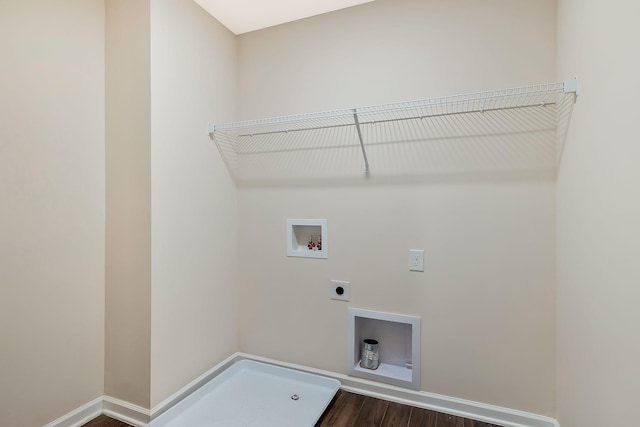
[193,0,375,35]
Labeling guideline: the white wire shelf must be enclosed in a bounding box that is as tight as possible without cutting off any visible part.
[209,80,578,182]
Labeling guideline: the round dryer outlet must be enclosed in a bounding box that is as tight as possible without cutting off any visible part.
[330,280,350,301]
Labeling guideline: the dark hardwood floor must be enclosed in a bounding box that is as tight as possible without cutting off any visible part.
[314,390,500,427]
[82,414,131,427]
[82,390,502,427]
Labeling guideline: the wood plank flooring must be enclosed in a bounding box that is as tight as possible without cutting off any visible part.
[315,390,501,427]
[82,390,502,427]
[81,415,131,427]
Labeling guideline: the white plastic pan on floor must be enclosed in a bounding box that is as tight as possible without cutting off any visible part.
[151,360,341,427]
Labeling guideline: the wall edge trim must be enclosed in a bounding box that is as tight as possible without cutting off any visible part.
[50,353,559,427]
[102,395,150,426]
[237,353,559,427]
[149,352,239,419]
[42,396,103,427]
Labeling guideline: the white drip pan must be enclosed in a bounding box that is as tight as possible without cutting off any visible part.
[151,360,341,427]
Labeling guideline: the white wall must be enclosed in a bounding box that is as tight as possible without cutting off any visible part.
[0,1,106,425]
[237,0,556,119]
[150,0,239,407]
[8,1,635,423]
[556,1,640,426]
[236,0,558,415]
[105,0,152,409]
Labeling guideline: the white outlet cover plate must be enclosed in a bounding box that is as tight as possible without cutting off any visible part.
[409,249,424,272]
[330,280,350,301]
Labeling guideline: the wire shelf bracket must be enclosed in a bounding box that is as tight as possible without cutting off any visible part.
[209,79,578,182]
[352,109,370,174]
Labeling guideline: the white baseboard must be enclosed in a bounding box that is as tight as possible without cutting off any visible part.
[46,352,561,427]
[150,352,238,420]
[43,397,103,427]
[44,395,149,427]
[103,395,150,427]
[236,353,560,427]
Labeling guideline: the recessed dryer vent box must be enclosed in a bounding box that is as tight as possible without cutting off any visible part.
[287,219,327,259]
[348,308,421,390]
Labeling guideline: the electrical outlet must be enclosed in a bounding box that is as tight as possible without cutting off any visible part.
[409,249,424,272]
[330,280,350,301]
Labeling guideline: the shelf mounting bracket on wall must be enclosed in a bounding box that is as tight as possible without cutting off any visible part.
[352,109,370,174]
